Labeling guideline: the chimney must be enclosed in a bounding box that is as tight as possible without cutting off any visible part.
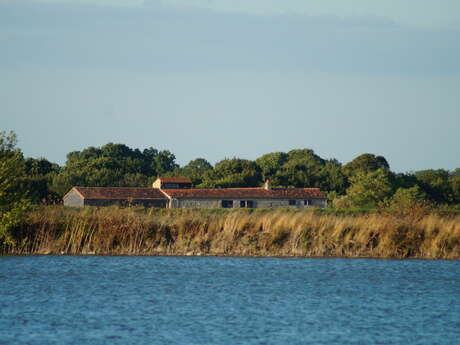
[264,179,271,190]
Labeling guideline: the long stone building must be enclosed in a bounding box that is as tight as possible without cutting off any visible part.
[62,186,168,208]
[63,177,327,209]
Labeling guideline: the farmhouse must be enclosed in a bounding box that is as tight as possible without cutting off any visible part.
[63,177,327,209]
[63,186,168,208]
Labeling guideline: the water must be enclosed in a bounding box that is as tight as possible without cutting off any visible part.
[1,256,459,345]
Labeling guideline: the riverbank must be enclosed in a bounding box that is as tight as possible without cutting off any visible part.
[3,206,460,259]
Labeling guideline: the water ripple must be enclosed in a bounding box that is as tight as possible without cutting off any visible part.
[0,256,459,345]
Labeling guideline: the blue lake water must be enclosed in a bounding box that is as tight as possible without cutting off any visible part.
[1,256,459,345]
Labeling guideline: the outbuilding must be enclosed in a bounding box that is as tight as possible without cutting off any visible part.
[63,186,168,208]
[161,186,327,209]
[63,178,327,209]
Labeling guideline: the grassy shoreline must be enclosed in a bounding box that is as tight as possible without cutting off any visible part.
[3,206,460,259]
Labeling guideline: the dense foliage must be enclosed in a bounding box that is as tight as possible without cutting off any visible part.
[2,131,460,211]
[0,131,31,246]
[50,143,178,195]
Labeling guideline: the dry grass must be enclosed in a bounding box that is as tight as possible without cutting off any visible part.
[4,206,460,259]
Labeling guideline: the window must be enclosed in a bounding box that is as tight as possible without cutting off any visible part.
[163,183,179,189]
[289,200,296,206]
[240,200,254,208]
[304,199,310,206]
[222,200,233,208]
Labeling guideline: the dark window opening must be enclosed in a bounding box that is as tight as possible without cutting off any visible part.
[289,200,296,206]
[304,199,311,206]
[240,200,254,208]
[222,200,234,208]
[163,183,179,189]
[162,183,192,189]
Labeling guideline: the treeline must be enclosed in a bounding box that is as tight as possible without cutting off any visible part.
[2,130,460,210]
[1,130,460,250]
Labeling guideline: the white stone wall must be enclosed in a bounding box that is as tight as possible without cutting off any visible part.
[63,190,84,207]
[176,199,221,208]
[171,198,327,209]
[255,199,293,208]
[309,198,327,207]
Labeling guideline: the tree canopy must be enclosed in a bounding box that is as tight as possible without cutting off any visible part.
[342,153,390,177]
[414,169,452,203]
[201,158,262,188]
[335,168,394,209]
[51,143,178,195]
[2,131,460,209]
[0,131,31,246]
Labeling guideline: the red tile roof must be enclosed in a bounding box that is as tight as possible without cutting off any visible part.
[158,177,192,184]
[71,187,168,200]
[161,188,326,199]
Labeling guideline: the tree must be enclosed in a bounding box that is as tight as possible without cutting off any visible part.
[415,169,452,203]
[276,149,326,187]
[21,158,61,204]
[450,168,460,178]
[142,147,179,176]
[390,186,428,206]
[381,186,431,216]
[393,172,419,190]
[51,143,180,196]
[24,157,60,176]
[0,131,31,247]
[153,150,179,176]
[201,158,262,188]
[335,168,394,209]
[181,158,213,186]
[255,152,288,185]
[449,176,460,204]
[342,153,390,177]
[256,149,348,192]
[0,131,25,206]
[317,159,348,194]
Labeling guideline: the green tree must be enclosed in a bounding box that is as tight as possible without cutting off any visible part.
[276,149,326,187]
[335,168,394,209]
[255,152,288,185]
[317,159,348,194]
[22,157,61,204]
[393,172,419,190]
[201,158,262,188]
[256,149,347,192]
[51,143,179,196]
[449,176,460,204]
[24,157,60,176]
[415,169,451,203]
[153,150,179,176]
[382,186,431,216]
[342,153,390,177]
[390,186,428,206]
[0,131,31,247]
[181,158,213,186]
[142,147,179,176]
[450,168,460,178]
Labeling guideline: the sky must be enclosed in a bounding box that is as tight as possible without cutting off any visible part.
[1,0,459,172]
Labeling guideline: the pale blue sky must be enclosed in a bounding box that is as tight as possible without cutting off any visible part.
[1,0,459,171]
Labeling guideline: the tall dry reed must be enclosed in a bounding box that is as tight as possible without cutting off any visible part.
[4,206,460,259]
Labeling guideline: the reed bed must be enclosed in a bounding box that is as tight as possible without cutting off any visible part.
[4,206,460,259]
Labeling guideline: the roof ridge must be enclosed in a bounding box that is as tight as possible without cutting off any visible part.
[75,186,152,189]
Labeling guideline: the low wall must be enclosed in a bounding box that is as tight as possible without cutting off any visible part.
[174,198,327,209]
